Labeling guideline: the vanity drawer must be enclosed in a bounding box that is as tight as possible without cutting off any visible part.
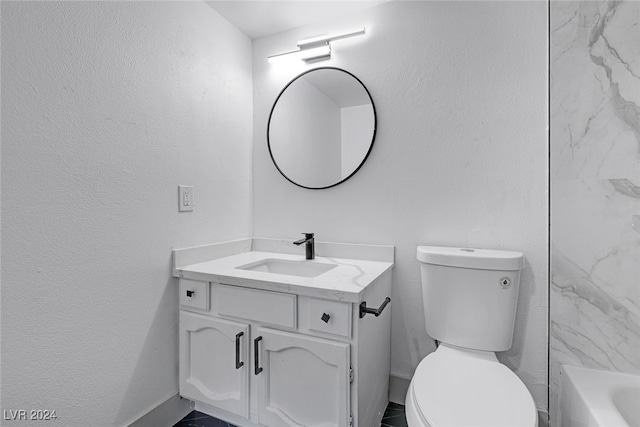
[308,298,352,338]
[180,279,209,311]
[213,284,297,329]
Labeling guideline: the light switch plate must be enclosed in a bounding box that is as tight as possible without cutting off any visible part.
[178,185,194,212]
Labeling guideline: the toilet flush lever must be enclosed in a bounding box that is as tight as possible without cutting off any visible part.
[359,297,391,318]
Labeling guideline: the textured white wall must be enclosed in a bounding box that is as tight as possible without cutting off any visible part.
[1,2,252,425]
[253,1,549,413]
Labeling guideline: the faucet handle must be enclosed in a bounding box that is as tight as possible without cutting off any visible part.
[293,233,314,246]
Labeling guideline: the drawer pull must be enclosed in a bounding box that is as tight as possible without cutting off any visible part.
[186,290,194,298]
[321,313,331,323]
[254,336,263,375]
[359,297,391,318]
[235,332,244,369]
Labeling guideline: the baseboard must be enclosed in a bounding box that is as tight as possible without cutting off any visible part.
[127,393,194,427]
[388,373,411,405]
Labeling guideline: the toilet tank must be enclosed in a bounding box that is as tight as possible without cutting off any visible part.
[417,246,525,352]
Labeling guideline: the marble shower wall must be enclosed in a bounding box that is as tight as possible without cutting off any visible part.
[550,0,640,424]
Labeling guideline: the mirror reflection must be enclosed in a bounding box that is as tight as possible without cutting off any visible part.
[268,67,376,189]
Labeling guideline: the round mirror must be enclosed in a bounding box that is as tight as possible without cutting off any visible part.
[267,67,376,189]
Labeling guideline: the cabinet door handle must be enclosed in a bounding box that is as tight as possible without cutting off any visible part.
[235,332,244,369]
[186,290,194,297]
[254,336,263,375]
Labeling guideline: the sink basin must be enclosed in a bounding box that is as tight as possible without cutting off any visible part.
[236,258,337,278]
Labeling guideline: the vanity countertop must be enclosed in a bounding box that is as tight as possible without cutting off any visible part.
[177,250,393,303]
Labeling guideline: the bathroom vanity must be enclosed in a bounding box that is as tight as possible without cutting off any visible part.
[172,238,394,427]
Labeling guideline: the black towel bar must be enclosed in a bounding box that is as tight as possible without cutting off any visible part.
[359,297,391,318]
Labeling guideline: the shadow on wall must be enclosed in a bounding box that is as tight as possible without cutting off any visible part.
[501,262,547,414]
[502,263,536,371]
[113,277,179,425]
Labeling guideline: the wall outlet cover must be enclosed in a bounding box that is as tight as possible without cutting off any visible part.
[178,185,194,212]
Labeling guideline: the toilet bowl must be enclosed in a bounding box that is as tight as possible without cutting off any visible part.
[408,246,538,427]
[405,344,537,427]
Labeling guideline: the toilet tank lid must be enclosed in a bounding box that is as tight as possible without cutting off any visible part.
[416,246,525,271]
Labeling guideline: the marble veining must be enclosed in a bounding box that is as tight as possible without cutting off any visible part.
[610,178,640,197]
[551,247,639,370]
[550,178,640,423]
[177,250,393,303]
[550,0,640,424]
[551,0,639,180]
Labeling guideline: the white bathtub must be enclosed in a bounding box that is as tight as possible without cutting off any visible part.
[560,365,640,427]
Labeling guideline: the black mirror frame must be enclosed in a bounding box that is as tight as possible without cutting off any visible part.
[267,67,377,190]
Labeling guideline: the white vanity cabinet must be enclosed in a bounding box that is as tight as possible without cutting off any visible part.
[256,327,351,427]
[179,312,250,418]
[178,271,392,427]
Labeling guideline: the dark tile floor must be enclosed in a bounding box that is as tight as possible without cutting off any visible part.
[173,402,407,427]
[380,402,408,427]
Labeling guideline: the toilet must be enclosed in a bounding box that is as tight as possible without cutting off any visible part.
[406,246,537,427]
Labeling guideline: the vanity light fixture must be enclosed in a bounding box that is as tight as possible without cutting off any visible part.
[267,44,331,64]
[267,28,365,64]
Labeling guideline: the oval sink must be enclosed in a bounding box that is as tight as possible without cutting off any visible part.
[236,258,337,278]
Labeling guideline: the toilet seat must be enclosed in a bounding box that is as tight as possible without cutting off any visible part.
[408,345,537,427]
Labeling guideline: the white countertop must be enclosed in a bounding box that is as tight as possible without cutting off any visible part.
[177,250,393,303]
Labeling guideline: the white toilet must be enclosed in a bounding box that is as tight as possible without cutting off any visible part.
[406,246,537,427]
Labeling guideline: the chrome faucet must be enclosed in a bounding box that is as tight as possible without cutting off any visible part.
[293,233,315,260]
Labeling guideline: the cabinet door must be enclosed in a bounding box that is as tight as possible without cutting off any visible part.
[180,312,249,419]
[256,327,351,427]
